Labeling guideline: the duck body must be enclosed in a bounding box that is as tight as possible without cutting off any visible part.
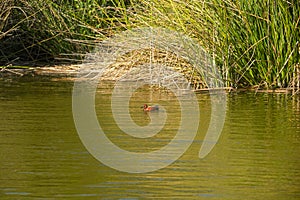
[142,104,159,112]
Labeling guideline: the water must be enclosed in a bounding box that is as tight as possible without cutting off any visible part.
[0,77,299,199]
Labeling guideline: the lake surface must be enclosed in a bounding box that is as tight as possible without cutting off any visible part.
[0,77,299,199]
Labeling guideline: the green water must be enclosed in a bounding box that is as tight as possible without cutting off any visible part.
[0,78,299,199]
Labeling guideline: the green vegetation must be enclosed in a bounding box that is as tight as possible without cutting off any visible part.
[0,0,132,65]
[0,0,299,89]
[133,0,300,88]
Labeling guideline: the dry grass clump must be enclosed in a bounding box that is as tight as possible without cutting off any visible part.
[101,48,206,89]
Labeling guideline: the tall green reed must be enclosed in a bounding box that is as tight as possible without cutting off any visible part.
[1,0,299,89]
[132,0,300,88]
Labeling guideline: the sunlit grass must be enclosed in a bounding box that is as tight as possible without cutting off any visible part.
[132,0,300,88]
[0,0,299,89]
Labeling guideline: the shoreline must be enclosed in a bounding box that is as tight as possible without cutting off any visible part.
[0,65,79,78]
[1,65,299,95]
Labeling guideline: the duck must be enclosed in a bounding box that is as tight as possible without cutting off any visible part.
[142,104,159,112]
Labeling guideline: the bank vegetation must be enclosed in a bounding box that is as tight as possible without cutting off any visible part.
[0,0,299,90]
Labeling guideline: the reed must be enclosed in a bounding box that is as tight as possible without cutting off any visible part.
[0,0,12,40]
[132,0,300,88]
[0,0,21,64]
[0,0,132,65]
[1,0,299,89]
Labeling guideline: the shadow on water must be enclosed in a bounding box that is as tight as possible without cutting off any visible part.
[0,77,299,199]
